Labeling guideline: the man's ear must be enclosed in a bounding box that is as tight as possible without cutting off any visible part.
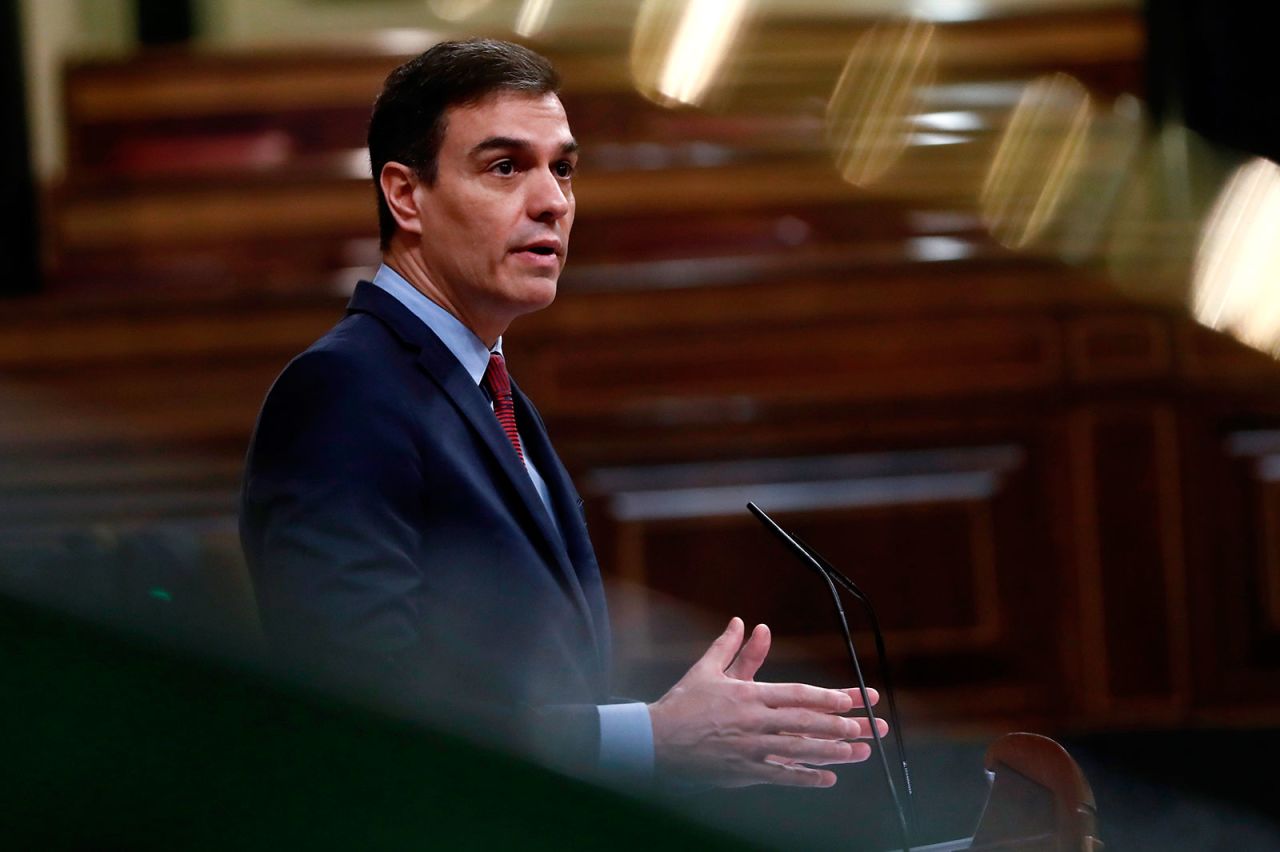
[380,161,426,236]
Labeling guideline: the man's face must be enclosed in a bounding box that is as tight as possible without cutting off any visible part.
[411,91,577,341]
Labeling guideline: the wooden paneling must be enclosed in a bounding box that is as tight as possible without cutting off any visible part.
[526,315,1062,415]
[0,299,339,533]
[1182,429,1280,718]
[1175,321,1280,387]
[8,261,1280,733]
[1066,315,1171,384]
[585,445,1064,721]
[9,6,1280,738]
[1068,406,1189,720]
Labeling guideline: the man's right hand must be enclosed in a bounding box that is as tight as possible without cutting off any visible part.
[647,617,886,788]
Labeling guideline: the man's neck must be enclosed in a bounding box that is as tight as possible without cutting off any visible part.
[381,244,505,348]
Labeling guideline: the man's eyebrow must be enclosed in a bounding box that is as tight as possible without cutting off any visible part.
[468,136,580,157]
[469,136,529,156]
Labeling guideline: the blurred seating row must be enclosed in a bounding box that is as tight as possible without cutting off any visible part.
[44,8,1140,294]
[6,6,1280,736]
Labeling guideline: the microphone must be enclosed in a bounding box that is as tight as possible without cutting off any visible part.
[747,501,913,852]
[784,529,917,834]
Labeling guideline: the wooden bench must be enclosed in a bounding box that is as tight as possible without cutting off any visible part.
[45,9,1142,295]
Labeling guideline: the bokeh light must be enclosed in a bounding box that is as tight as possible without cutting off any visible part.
[630,0,753,108]
[825,19,938,188]
[428,0,493,23]
[1105,124,1232,307]
[980,72,1092,249]
[1192,157,1280,355]
[1052,93,1143,265]
[513,0,555,38]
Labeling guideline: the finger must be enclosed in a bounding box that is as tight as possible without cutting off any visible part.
[843,687,880,708]
[725,623,770,680]
[757,735,871,766]
[772,715,887,740]
[847,716,890,739]
[695,617,745,673]
[748,759,838,788]
[758,682,854,713]
[764,708,866,740]
[767,740,874,767]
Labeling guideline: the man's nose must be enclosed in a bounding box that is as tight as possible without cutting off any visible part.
[528,168,571,222]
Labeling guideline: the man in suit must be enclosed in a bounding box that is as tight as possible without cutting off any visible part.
[242,38,882,786]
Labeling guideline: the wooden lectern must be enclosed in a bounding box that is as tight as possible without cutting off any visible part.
[913,733,1102,852]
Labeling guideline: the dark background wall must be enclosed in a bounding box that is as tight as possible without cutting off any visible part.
[2,2,39,295]
[1147,0,1280,161]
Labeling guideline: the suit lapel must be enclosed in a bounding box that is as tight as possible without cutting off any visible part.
[346,283,597,649]
[513,383,607,668]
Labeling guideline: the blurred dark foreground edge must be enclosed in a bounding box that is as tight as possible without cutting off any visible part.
[0,591,762,852]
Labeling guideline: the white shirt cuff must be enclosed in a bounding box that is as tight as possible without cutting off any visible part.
[596,702,654,780]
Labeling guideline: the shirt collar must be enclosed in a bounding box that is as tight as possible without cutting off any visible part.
[371,263,502,386]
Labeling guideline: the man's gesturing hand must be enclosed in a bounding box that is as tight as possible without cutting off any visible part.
[647,617,886,788]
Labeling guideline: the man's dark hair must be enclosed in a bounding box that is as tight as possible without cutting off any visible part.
[368,38,561,249]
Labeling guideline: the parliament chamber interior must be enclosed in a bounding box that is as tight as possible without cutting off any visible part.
[2,0,1279,849]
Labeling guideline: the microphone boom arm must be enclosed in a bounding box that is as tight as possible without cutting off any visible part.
[747,501,913,852]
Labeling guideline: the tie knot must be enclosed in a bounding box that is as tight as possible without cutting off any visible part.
[484,352,512,399]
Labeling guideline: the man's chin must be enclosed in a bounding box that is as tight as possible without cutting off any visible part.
[516,274,560,309]
[496,276,559,322]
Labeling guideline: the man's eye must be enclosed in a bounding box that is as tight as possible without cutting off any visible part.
[555,161,575,178]
[492,160,515,175]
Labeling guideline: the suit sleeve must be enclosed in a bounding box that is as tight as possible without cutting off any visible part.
[243,347,428,663]
[240,345,608,777]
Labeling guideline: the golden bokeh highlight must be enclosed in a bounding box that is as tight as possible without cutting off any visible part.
[1051,94,1144,265]
[825,19,938,188]
[513,0,555,38]
[630,0,753,108]
[1192,157,1280,355]
[428,0,493,23]
[980,72,1093,249]
[1104,125,1231,308]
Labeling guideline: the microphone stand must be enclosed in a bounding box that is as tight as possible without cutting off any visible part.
[747,501,913,852]
[787,530,917,835]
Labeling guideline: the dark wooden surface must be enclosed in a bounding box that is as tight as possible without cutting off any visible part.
[8,7,1280,740]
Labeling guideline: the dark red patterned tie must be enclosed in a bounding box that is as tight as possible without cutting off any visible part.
[483,352,524,462]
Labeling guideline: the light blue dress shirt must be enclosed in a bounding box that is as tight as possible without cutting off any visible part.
[371,264,654,780]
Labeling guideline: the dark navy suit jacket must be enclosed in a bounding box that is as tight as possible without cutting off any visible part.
[240,281,613,771]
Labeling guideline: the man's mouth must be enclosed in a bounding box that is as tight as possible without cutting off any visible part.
[511,241,563,266]
[513,239,562,257]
